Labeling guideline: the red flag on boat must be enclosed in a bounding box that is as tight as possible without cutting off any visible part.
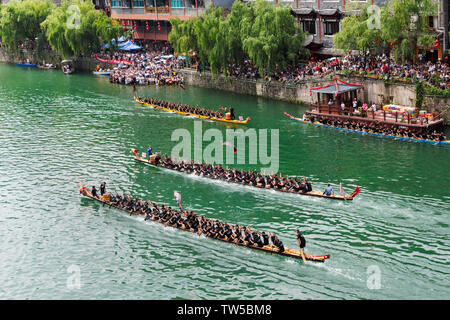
[340,183,345,197]
[350,186,361,198]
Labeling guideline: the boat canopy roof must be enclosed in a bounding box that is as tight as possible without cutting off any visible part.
[310,77,363,96]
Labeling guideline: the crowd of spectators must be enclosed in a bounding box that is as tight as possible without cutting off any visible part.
[93,39,449,91]
[222,53,450,90]
[94,42,184,86]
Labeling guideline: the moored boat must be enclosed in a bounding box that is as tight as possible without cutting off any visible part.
[131,148,360,201]
[92,70,112,76]
[79,185,330,262]
[16,63,37,68]
[37,65,56,70]
[284,112,450,146]
[134,96,251,125]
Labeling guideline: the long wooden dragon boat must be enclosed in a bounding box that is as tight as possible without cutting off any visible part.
[284,112,450,146]
[131,149,360,201]
[134,96,251,125]
[79,186,330,262]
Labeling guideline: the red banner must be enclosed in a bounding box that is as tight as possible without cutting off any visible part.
[95,55,133,66]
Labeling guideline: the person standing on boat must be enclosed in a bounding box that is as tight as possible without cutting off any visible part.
[341,101,346,115]
[147,146,153,157]
[100,182,106,196]
[229,107,235,120]
[91,186,98,198]
[296,230,307,264]
[323,184,333,196]
[352,98,358,114]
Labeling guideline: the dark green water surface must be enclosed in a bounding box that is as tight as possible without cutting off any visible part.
[0,63,449,299]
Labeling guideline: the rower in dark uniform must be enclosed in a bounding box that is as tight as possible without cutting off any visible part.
[91,186,98,198]
[229,107,235,120]
[296,230,307,263]
[100,182,106,196]
[269,232,284,253]
[260,231,269,246]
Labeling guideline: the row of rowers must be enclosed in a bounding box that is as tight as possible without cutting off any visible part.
[90,184,308,262]
[149,153,316,194]
[138,96,237,120]
[308,115,447,141]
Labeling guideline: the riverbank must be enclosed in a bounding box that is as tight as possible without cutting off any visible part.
[0,47,116,72]
[1,46,448,123]
[178,68,450,124]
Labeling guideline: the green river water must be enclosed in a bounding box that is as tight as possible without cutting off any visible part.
[0,63,449,299]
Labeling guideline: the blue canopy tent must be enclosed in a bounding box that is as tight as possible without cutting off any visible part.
[118,40,143,51]
[101,36,127,49]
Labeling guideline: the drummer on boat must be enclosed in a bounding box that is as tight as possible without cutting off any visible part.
[296,230,307,264]
[323,184,334,196]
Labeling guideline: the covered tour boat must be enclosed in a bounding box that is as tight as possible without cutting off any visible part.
[305,77,445,134]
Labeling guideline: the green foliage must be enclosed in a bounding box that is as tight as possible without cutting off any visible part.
[169,0,307,76]
[335,0,438,62]
[42,0,122,58]
[424,83,450,98]
[415,80,424,109]
[0,0,54,52]
[242,0,306,74]
[381,0,437,62]
[333,5,383,54]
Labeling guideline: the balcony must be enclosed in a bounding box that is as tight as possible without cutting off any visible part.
[111,6,206,19]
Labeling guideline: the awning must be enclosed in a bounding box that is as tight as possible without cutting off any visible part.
[310,78,364,96]
[317,9,341,16]
[292,8,315,15]
[304,34,314,46]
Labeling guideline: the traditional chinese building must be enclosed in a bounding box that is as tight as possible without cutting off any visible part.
[106,0,235,41]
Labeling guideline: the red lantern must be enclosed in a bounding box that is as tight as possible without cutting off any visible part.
[390,42,393,46]
[146,21,149,31]
[435,39,439,43]
[349,50,352,54]
[158,21,161,32]
[445,56,448,60]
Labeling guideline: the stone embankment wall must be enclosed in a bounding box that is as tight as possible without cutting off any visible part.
[178,69,449,123]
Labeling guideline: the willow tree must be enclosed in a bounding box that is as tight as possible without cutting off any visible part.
[169,18,199,56]
[242,0,307,75]
[0,0,54,53]
[42,0,122,58]
[194,6,225,73]
[333,5,384,55]
[169,0,307,76]
[381,0,438,63]
[222,1,252,67]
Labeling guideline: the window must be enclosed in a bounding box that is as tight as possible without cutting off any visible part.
[323,20,339,35]
[111,0,122,7]
[171,0,183,7]
[428,16,435,29]
[133,0,145,7]
[301,19,316,35]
